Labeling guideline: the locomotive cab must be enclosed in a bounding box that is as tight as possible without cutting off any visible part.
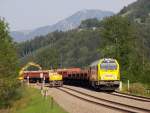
[49,72,63,87]
[89,58,120,90]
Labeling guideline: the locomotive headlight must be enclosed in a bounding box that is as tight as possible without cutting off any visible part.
[101,76,105,80]
[113,75,117,79]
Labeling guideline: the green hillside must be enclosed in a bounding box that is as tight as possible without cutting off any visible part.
[120,0,150,24]
[17,29,102,68]
[119,0,150,63]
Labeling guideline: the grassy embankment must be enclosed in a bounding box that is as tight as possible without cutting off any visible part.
[121,82,150,97]
[6,87,67,113]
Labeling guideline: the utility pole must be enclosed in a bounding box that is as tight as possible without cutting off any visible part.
[127,80,130,93]
[27,76,29,86]
[142,38,145,71]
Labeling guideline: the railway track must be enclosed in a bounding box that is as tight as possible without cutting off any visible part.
[109,91,150,102]
[58,86,150,113]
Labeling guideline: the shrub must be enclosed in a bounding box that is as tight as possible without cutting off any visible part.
[129,83,145,94]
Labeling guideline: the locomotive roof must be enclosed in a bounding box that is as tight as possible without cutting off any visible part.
[90,58,116,67]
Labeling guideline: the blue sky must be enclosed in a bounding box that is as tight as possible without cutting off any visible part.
[0,0,137,31]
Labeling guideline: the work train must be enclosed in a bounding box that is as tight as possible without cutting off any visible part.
[20,58,120,90]
[58,58,120,90]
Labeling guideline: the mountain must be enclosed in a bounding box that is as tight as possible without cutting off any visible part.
[11,9,114,42]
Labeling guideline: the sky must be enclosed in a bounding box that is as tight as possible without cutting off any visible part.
[0,0,137,31]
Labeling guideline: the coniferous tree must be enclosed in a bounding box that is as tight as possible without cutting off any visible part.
[0,18,19,107]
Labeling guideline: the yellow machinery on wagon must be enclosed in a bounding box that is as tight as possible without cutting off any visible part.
[18,62,42,80]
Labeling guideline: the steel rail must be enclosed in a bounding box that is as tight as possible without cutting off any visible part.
[112,91,150,102]
[61,86,150,113]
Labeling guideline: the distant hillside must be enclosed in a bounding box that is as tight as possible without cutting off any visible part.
[119,0,150,24]
[11,9,113,42]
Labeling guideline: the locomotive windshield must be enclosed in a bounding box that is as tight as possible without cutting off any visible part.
[100,61,117,70]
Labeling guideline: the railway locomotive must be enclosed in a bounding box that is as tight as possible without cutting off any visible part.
[49,71,63,87]
[58,58,120,90]
[89,58,120,90]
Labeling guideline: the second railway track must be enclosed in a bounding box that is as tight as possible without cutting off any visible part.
[110,91,150,102]
[57,86,150,113]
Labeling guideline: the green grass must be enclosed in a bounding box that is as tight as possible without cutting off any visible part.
[10,87,67,113]
[121,82,150,97]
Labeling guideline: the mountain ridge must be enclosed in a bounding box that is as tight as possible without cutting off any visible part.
[11,9,114,42]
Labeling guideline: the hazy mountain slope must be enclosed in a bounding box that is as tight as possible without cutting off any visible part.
[11,9,113,42]
[119,0,150,24]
